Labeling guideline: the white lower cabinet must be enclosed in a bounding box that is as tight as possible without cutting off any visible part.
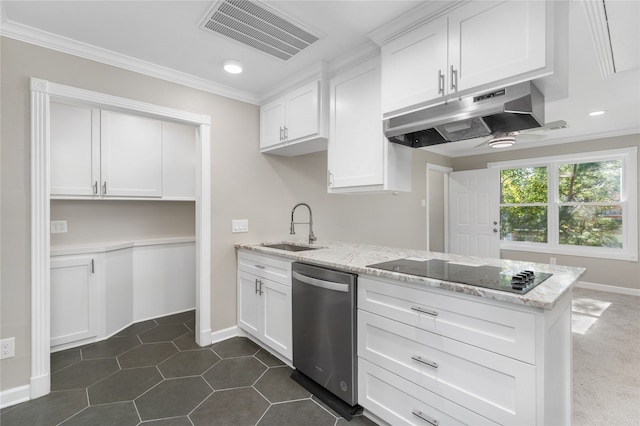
[359,359,498,426]
[357,275,573,426]
[237,250,293,361]
[51,240,195,351]
[50,255,100,347]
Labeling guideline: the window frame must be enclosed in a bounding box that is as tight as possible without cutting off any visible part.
[489,147,638,261]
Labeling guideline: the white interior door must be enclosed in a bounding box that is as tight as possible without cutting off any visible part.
[449,169,500,258]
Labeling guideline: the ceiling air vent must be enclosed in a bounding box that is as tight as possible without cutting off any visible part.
[199,0,321,61]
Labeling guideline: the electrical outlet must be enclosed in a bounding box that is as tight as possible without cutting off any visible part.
[51,220,68,233]
[1,337,15,359]
[232,219,249,233]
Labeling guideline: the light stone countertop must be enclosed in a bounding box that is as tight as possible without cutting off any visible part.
[236,239,586,310]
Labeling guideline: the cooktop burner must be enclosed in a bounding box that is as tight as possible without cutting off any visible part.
[366,258,552,294]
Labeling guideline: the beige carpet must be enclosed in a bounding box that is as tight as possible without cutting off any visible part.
[572,287,640,425]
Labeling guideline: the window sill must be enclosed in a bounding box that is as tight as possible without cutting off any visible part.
[500,241,638,262]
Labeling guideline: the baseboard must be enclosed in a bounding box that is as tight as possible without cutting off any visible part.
[577,281,640,297]
[0,385,30,409]
[210,325,239,344]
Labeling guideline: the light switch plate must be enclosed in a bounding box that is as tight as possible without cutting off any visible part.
[232,219,249,233]
[51,220,67,233]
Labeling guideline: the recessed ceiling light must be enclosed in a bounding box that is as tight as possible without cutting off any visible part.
[223,60,243,74]
[588,110,607,116]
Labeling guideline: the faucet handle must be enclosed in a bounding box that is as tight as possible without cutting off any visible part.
[290,222,296,235]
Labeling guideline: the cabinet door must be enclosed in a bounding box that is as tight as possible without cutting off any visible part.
[100,110,162,197]
[50,102,100,197]
[329,56,385,189]
[449,0,546,92]
[162,121,196,200]
[285,80,320,142]
[381,16,448,115]
[51,255,98,347]
[237,271,261,336]
[261,279,292,360]
[260,97,286,149]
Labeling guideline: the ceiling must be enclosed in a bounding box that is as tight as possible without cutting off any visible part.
[1,0,639,157]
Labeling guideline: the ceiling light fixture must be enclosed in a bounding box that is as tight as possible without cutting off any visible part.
[588,110,607,116]
[223,60,243,74]
[488,134,517,148]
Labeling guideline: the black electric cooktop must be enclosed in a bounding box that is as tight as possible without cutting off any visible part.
[366,258,552,294]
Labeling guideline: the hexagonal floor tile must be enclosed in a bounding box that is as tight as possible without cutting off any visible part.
[81,335,141,359]
[336,414,379,426]
[212,337,260,358]
[59,401,139,426]
[135,377,212,421]
[173,331,205,351]
[257,399,337,426]
[118,342,178,368]
[88,366,162,405]
[51,358,120,391]
[115,319,157,337]
[254,348,286,367]
[158,349,220,378]
[51,349,81,373]
[154,310,194,325]
[139,324,190,343]
[254,366,311,403]
[203,357,267,390]
[0,389,87,426]
[137,417,193,426]
[190,387,269,426]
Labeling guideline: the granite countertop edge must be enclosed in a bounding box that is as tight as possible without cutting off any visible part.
[235,240,587,311]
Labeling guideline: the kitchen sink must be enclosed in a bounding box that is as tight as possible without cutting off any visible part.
[263,243,322,252]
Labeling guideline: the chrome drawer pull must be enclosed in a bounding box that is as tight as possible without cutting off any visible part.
[411,306,438,317]
[411,355,438,369]
[255,264,266,269]
[412,409,439,426]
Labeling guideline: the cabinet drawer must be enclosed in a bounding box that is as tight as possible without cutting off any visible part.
[358,310,535,425]
[358,276,536,363]
[359,358,498,426]
[237,250,292,286]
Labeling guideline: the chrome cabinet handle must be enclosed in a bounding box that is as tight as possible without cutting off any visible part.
[258,279,263,295]
[450,65,458,91]
[93,181,98,195]
[411,355,438,369]
[328,171,333,187]
[102,182,107,195]
[412,409,439,426]
[284,126,288,140]
[279,127,284,141]
[91,259,95,274]
[255,278,259,294]
[255,264,266,269]
[438,69,444,95]
[411,306,438,317]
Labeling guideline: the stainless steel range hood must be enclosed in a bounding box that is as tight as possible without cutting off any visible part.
[384,82,544,148]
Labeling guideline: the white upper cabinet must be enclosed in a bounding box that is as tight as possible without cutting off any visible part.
[50,102,100,196]
[328,56,411,193]
[161,121,196,200]
[101,110,163,198]
[51,102,196,200]
[260,79,327,156]
[381,0,553,116]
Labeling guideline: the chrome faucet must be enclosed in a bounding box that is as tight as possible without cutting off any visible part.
[290,202,316,244]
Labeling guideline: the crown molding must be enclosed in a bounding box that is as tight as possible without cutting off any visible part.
[1,19,261,105]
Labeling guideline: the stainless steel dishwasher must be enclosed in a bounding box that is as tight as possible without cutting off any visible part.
[291,262,360,418]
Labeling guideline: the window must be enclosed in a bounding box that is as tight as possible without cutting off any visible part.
[491,148,637,261]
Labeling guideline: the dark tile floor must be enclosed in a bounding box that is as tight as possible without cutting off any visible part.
[0,311,376,426]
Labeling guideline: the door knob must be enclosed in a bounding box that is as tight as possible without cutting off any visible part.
[493,228,498,233]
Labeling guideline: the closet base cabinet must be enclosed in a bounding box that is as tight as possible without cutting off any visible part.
[237,250,293,361]
[50,255,100,348]
[357,275,572,426]
[51,240,195,352]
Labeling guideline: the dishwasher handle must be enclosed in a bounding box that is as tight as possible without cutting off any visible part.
[292,271,350,293]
